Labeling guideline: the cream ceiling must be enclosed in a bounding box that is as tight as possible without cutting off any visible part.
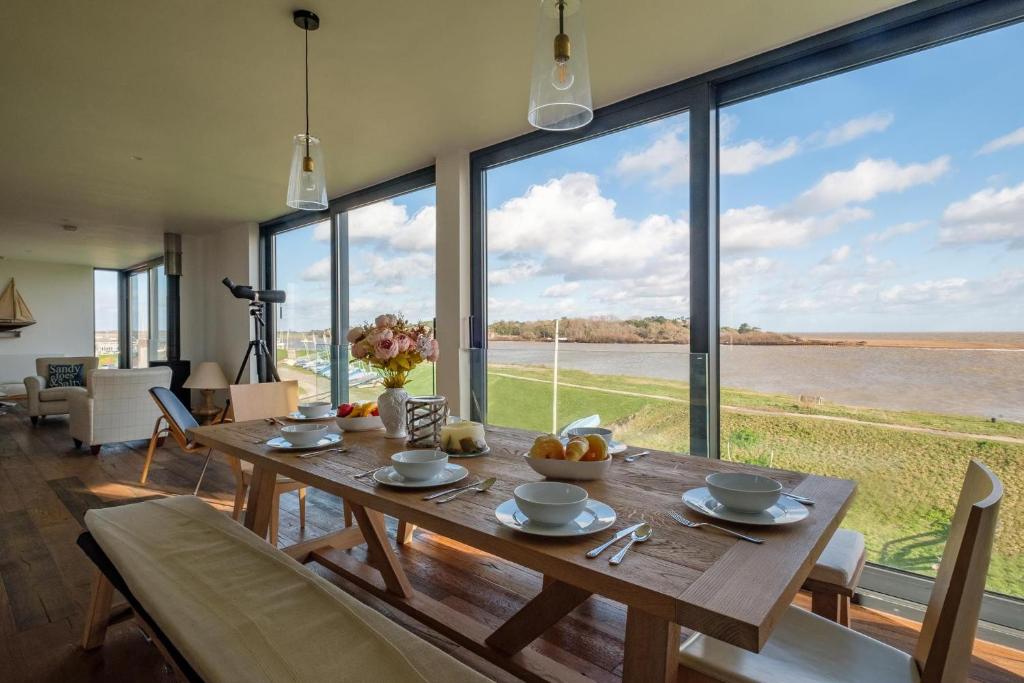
[0,0,910,268]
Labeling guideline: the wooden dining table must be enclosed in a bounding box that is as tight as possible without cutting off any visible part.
[189,420,855,683]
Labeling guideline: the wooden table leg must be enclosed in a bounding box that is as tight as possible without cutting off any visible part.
[81,569,114,649]
[623,607,680,683]
[242,464,276,539]
[485,579,591,655]
[396,520,415,545]
[347,502,413,598]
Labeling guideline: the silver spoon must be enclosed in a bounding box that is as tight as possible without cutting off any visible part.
[624,451,651,463]
[609,523,653,565]
[435,477,497,503]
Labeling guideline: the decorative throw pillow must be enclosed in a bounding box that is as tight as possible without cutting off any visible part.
[48,363,85,388]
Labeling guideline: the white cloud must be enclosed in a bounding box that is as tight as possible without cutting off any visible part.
[616,127,690,187]
[489,261,541,286]
[864,221,928,243]
[542,282,580,297]
[487,172,688,280]
[720,205,870,251]
[977,127,1024,155]
[821,244,852,265]
[940,180,1024,248]
[795,156,950,213]
[720,138,800,175]
[818,112,894,147]
[879,278,971,306]
[301,257,331,281]
[315,200,436,252]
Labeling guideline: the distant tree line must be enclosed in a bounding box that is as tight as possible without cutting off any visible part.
[489,317,804,345]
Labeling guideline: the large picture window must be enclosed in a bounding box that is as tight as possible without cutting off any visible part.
[718,22,1023,598]
[482,113,693,451]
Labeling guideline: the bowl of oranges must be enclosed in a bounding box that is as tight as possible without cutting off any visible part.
[524,433,612,481]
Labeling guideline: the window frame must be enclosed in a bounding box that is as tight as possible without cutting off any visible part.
[260,166,436,407]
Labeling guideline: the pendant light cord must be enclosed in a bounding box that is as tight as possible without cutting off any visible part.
[304,22,310,157]
[558,1,565,33]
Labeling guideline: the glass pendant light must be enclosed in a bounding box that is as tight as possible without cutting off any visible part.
[528,0,593,131]
[286,10,327,211]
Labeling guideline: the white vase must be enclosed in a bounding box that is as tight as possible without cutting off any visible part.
[378,387,409,439]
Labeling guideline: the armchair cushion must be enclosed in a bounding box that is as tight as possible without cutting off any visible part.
[47,363,86,388]
[39,386,87,402]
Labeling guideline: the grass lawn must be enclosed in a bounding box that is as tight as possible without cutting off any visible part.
[488,363,1023,597]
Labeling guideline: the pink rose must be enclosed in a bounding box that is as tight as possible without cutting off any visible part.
[346,327,365,344]
[374,338,399,361]
[366,328,393,346]
[351,341,371,359]
[393,333,412,353]
[426,339,440,362]
[375,314,397,329]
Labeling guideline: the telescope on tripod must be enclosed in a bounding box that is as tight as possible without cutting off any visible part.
[222,277,285,384]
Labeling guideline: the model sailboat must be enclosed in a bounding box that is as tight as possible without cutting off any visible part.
[0,278,36,332]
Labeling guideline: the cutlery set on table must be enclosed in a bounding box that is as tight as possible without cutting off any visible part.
[255,415,816,564]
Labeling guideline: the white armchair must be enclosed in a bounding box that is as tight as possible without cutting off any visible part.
[70,367,172,455]
[26,356,98,424]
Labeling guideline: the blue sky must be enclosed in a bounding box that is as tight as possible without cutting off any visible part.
[265,21,1023,335]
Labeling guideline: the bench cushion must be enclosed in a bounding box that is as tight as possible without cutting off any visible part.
[85,496,489,683]
[808,528,865,589]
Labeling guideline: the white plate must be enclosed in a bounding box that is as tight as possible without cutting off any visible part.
[494,499,617,537]
[609,440,627,455]
[446,446,491,459]
[285,411,335,422]
[266,432,343,451]
[373,463,469,489]
[682,487,808,526]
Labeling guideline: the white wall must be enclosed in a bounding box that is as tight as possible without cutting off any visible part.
[0,258,94,357]
[179,223,259,405]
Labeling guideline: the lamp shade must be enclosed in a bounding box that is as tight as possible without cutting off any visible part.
[286,133,327,211]
[528,0,593,131]
[183,362,229,390]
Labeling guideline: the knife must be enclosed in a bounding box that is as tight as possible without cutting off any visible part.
[586,522,647,559]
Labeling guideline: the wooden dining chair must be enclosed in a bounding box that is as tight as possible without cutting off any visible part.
[141,387,214,495]
[679,459,1002,683]
[229,381,307,546]
[802,527,866,626]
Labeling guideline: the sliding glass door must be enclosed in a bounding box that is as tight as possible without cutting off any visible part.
[271,219,332,403]
[263,170,437,408]
[93,270,120,368]
[125,262,168,368]
[479,110,695,451]
[718,21,1023,599]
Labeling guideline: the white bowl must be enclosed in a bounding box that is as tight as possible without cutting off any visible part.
[706,472,782,513]
[336,415,385,432]
[514,482,588,526]
[565,426,613,444]
[523,453,611,481]
[391,450,448,481]
[280,423,329,447]
[298,401,332,418]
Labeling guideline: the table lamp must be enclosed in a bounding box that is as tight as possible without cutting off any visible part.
[183,362,229,424]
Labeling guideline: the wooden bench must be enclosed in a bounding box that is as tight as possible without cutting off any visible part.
[78,495,491,682]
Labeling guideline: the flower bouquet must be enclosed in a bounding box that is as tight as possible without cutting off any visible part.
[348,314,438,438]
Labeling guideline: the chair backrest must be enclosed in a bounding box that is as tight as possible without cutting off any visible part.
[915,459,1002,682]
[150,386,200,449]
[229,381,299,422]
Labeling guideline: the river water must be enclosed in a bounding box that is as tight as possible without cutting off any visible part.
[489,336,1024,422]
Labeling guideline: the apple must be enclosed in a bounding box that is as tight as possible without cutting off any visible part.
[337,403,354,417]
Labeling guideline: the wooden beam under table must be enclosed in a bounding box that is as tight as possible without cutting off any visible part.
[346,502,414,598]
[485,579,592,655]
[242,464,277,539]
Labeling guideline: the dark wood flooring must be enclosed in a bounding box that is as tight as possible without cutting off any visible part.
[0,404,1021,682]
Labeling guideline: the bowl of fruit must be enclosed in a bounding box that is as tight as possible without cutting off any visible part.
[335,401,384,431]
[523,433,612,480]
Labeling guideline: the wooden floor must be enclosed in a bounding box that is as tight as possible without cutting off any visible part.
[1,404,1021,683]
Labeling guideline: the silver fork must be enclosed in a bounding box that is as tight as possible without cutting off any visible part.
[354,465,387,479]
[669,512,764,544]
